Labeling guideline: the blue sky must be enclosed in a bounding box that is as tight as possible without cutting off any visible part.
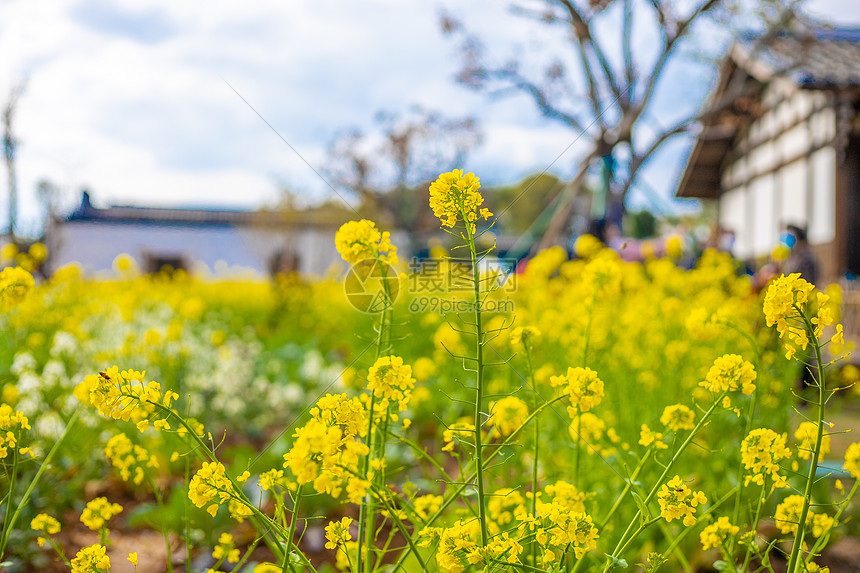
[1,0,859,236]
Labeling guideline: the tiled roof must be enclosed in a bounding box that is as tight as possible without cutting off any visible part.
[64,192,346,227]
[741,27,860,87]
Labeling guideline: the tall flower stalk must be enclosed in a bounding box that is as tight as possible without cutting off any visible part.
[761,274,844,573]
[335,219,399,573]
[429,169,493,544]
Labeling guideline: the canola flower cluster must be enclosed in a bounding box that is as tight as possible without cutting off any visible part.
[763,273,842,359]
[188,461,250,519]
[29,513,61,547]
[551,366,605,415]
[657,476,707,527]
[699,516,739,551]
[774,494,835,537]
[334,220,399,266]
[0,266,35,309]
[0,403,30,459]
[3,175,860,573]
[104,432,159,485]
[282,393,371,503]
[80,497,123,531]
[366,355,415,412]
[428,170,492,233]
[486,396,529,436]
[75,366,178,430]
[740,428,791,489]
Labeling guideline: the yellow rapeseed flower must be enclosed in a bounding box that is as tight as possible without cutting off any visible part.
[795,421,830,462]
[213,532,240,563]
[551,366,605,414]
[104,433,159,485]
[639,424,668,450]
[845,442,860,479]
[699,516,739,551]
[428,170,492,233]
[740,428,790,489]
[70,544,111,573]
[30,513,61,547]
[0,266,34,309]
[660,404,695,432]
[657,476,707,527]
[335,220,398,266]
[80,497,122,531]
[699,354,756,405]
[324,516,353,549]
[366,355,415,412]
[487,396,529,436]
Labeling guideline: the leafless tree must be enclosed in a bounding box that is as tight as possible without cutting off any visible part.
[442,0,802,249]
[325,105,482,236]
[3,81,26,242]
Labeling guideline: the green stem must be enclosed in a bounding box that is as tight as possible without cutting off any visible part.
[661,486,739,569]
[525,344,539,567]
[786,311,827,573]
[0,408,80,560]
[373,485,430,572]
[358,258,390,573]
[185,457,191,573]
[388,394,568,573]
[147,476,174,573]
[805,479,859,562]
[48,537,72,567]
[603,390,728,570]
[464,217,488,546]
[281,485,303,573]
[573,413,583,487]
[571,449,655,573]
[741,481,767,571]
[727,321,760,558]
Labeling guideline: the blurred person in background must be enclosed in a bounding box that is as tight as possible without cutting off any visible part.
[782,224,818,286]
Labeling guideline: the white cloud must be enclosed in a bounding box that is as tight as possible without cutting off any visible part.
[1,0,860,236]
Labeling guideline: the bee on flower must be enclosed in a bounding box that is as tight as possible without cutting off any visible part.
[657,476,707,527]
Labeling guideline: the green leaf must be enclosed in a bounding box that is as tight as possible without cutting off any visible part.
[713,561,729,571]
[632,491,651,523]
[605,554,629,570]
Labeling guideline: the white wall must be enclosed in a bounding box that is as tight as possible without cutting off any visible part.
[719,89,837,259]
[48,222,344,278]
[809,146,836,244]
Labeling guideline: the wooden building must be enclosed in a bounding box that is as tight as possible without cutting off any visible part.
[46,192,350,277]
[676,27,860,286]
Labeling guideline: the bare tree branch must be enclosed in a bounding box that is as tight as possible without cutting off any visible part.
[556,0,624,102]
